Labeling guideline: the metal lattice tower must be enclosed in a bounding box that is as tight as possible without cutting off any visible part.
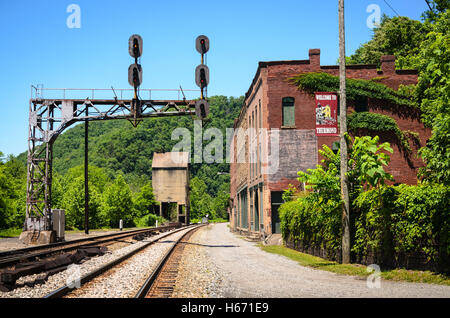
[26,86,199,231]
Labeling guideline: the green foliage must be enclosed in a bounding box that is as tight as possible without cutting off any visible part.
[282,184,297,202]
[290,72,415,107]
[61,176,105,230]
[101,175,135,228]
[354,184,450,270]
[210,183,230,220]
[391,184,450,266]
[189,177,213,220]
[58,165,110,229]
[134,213,166,227]
[0,165,16,229]
[280,136,395,261]
[0,155,26,229]
[348,135,394,189]
[422,0,450,22]
[282,6,450,271]
[347,15,430,69]
[347,112,411,153]
[279,192,342,260]
[343,8,449,185]
[353,186,398,258]
[415,11,450,185]
[133,182,157,218]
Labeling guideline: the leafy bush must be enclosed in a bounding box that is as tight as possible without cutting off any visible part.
[352,184,450,270]
[134,213,166,227]
[353,186,398,261]
[279,193,342,259]
[391,184,450,269]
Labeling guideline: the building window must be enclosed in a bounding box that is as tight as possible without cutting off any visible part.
[282,97,295,127]
[259,99,262,128]
[252,110,255,179]
[355,96,368,112]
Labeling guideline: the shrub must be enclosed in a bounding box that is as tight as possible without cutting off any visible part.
[353,184,450,271]
[134,213,165,227]
[392,184,450,270]
[279,193,342,260]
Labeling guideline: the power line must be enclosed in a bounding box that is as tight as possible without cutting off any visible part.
[383,0,400,17]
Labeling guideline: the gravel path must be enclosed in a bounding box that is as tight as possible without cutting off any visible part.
[172,226,224,298]
[173,223,450,298]
[0,228,189,298]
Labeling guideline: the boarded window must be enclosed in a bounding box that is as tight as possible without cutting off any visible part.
[259,100,262,127]
[282,97,295,126]
[355,96,368,112]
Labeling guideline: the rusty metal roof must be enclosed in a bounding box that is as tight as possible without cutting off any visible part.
[152,152,189,168]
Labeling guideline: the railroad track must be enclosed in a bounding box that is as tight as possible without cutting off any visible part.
[0,225,179,270]
[41,224,203,298]
[0,224,181,292]
[135,224,201,298]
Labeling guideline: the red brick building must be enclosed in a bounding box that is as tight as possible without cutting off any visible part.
[228,49,430,238]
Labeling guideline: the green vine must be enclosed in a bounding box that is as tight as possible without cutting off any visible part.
[289,72,417,108]
[347,112,412,153]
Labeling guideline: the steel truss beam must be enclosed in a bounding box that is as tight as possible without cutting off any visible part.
[26,97,196,229]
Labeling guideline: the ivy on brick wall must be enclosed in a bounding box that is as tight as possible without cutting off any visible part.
[289,72,416,108]
[347,112,412,153]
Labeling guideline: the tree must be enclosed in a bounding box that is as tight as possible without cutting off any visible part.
[101,175,135,227]
[61,176,104,229]
[0,153,26,229]
[59,165,111,229]
[347,15,429,69]
[416,10,450,185]
[189,177,213,220]
[134,182,157,218]
[422,0,450,22]
[0,165,15,229]
[211,183,230,220]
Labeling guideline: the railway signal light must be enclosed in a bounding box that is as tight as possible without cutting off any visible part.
[195,35,209,54]
[128,63,143,87]
[195,99,209,120]
[195,64,209,89]
[128,34,143,58]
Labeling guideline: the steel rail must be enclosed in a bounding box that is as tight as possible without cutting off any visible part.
[0,225,179,269]
[134,224,204,298]
[43,225,199,298]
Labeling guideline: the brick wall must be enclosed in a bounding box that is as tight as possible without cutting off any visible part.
[229,48,429,236]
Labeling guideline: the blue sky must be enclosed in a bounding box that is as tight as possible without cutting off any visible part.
[0,0,429,156]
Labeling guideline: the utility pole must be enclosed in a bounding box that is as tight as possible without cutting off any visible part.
[84,106,89,235]
[339,0,350,263]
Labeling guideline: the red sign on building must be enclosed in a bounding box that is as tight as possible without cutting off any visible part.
[315,92,338,136]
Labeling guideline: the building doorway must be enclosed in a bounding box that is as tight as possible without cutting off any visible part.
[254,189,259,232]
[271,191,283,234]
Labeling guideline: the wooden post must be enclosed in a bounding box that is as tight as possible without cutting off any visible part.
[339,0,350,263]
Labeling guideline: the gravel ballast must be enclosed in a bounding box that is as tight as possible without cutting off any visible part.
[0,228,191,298]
